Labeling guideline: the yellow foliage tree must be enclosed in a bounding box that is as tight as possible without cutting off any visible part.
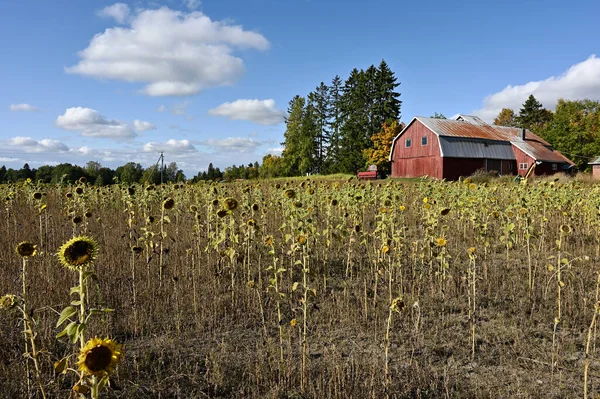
[363,120,404,172]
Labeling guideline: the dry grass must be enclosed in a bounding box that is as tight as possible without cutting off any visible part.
[1,178,600,398]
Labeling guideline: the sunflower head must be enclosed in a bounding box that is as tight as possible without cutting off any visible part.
[296,235,307,245]
[127,187,135,196]
[32,192,43,200]
[216,209,228,218]
[163,198,175,210]
[16,241,37,257]
[440,208,450,216]
[212,199,220,207]
[58,236,98,270]
[189,205,198,213]
[0,294,19,311]
[284,189,296,199]
[131,246,143,254]
[252,203,259,212]
[75,187,84,195]
[77,337,122,377]
[72,216,83,224]
[390,297,406,313]
[78,177,87,184]
[560,224,572,234]
[224,198,238,211]
[436,237,447,247]
[330,199,338,206]
[247,219,256,228]
[264,235,274,246]
[84,211,93,219]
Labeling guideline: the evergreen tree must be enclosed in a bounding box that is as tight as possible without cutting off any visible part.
[0,165,6,183]
[281,96,314,176]
[307,82,330,174]
[430,112,447,119]
[516,95,553,133]
[325,75,343,172]
[338,68,371,173]
[374,60,402,125]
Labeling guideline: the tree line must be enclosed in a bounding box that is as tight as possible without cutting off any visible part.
[493,95,600,169]
[0,161,226,185]
[275,59,402,176]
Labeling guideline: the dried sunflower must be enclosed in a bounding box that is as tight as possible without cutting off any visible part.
[57,236,98,270]
[77,337,122,377]
[16,241,37,257]
[224,198,238,211]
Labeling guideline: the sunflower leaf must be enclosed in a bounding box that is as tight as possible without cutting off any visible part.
[57,306,77,327]
[70,286,81,296]
[54,357,68,374]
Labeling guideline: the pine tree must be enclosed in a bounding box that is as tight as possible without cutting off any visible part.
[516,95,553,133]
[307,82,330,174]
[325,75,343,172]
[281,96,314,176]
[374,59,401,124]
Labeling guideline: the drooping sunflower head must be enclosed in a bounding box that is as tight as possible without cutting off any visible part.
[77,337,122,377]
[32,192,43,200]
[127,187,135,196]
[216,209,228,218]
[284,189,295,199]
[440,208,451,216]
[390,297,406,313]
[72,216,83,224]
[16,241,37,257]
[0,294,19,310]
[78,177,87,184]
[131,246,143,254]
[58,236,98,270]
[163,198,175,210]
[224,198,238,211]
[189,205,198,213]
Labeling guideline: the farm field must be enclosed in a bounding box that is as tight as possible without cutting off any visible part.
[2,177,600,398]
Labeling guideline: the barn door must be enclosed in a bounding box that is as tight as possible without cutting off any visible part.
[486,159,501,174]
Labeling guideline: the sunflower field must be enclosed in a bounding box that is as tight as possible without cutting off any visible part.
[2,177,600,398]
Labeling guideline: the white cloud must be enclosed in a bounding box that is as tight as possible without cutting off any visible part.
[56,107,154,139]
[98,3,130,24]
[143,139,197,153]
[68,7,270,96]
[0,157,21,162]
[133,120,156,132]
[184,0,201,10]
[6,137,69,153]
[157,105,166,112]
[56,107,136,139]
[266,147,284,156]
[10,103,41,112]
[473,55,600,122]
[208,99,285,125]
[200,137,260,153]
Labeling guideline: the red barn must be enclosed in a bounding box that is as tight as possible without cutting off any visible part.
[590,157,600,179]
[389,115,574,180]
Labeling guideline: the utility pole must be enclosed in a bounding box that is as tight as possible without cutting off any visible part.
[160,151,164,184]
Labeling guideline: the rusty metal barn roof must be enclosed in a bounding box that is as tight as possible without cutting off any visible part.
[418,117,510,141]
[511,140,574,164]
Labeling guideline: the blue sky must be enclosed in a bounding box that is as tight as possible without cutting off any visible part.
[1,0,599,176]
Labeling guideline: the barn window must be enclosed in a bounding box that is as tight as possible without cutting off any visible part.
[552,163,557,171]
[519,163,528,170]
[405,139,412,148]
[421,136,428,146]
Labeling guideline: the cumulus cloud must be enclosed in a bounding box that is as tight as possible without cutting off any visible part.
[473,55,600,122]
[56,107,153,139]
[200,137,260,153]
[133,120,156,132]
[157,105,166,112]
[97,3,130,24]
[67,6,270,96]
[208,99,285,125]
[7,137,69,153]
[10,103,41,112]
[143,139,197,153]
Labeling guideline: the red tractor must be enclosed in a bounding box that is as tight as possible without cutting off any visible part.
[357,165,385,180]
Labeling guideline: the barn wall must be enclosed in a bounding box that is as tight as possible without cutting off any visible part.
[501,160,517,175]
[391,120,442,179]
[593,165,600,179]
[512,146,536,177]
[442,158,485,180]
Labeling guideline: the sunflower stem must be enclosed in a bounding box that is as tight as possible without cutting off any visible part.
[79,268,86,349]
